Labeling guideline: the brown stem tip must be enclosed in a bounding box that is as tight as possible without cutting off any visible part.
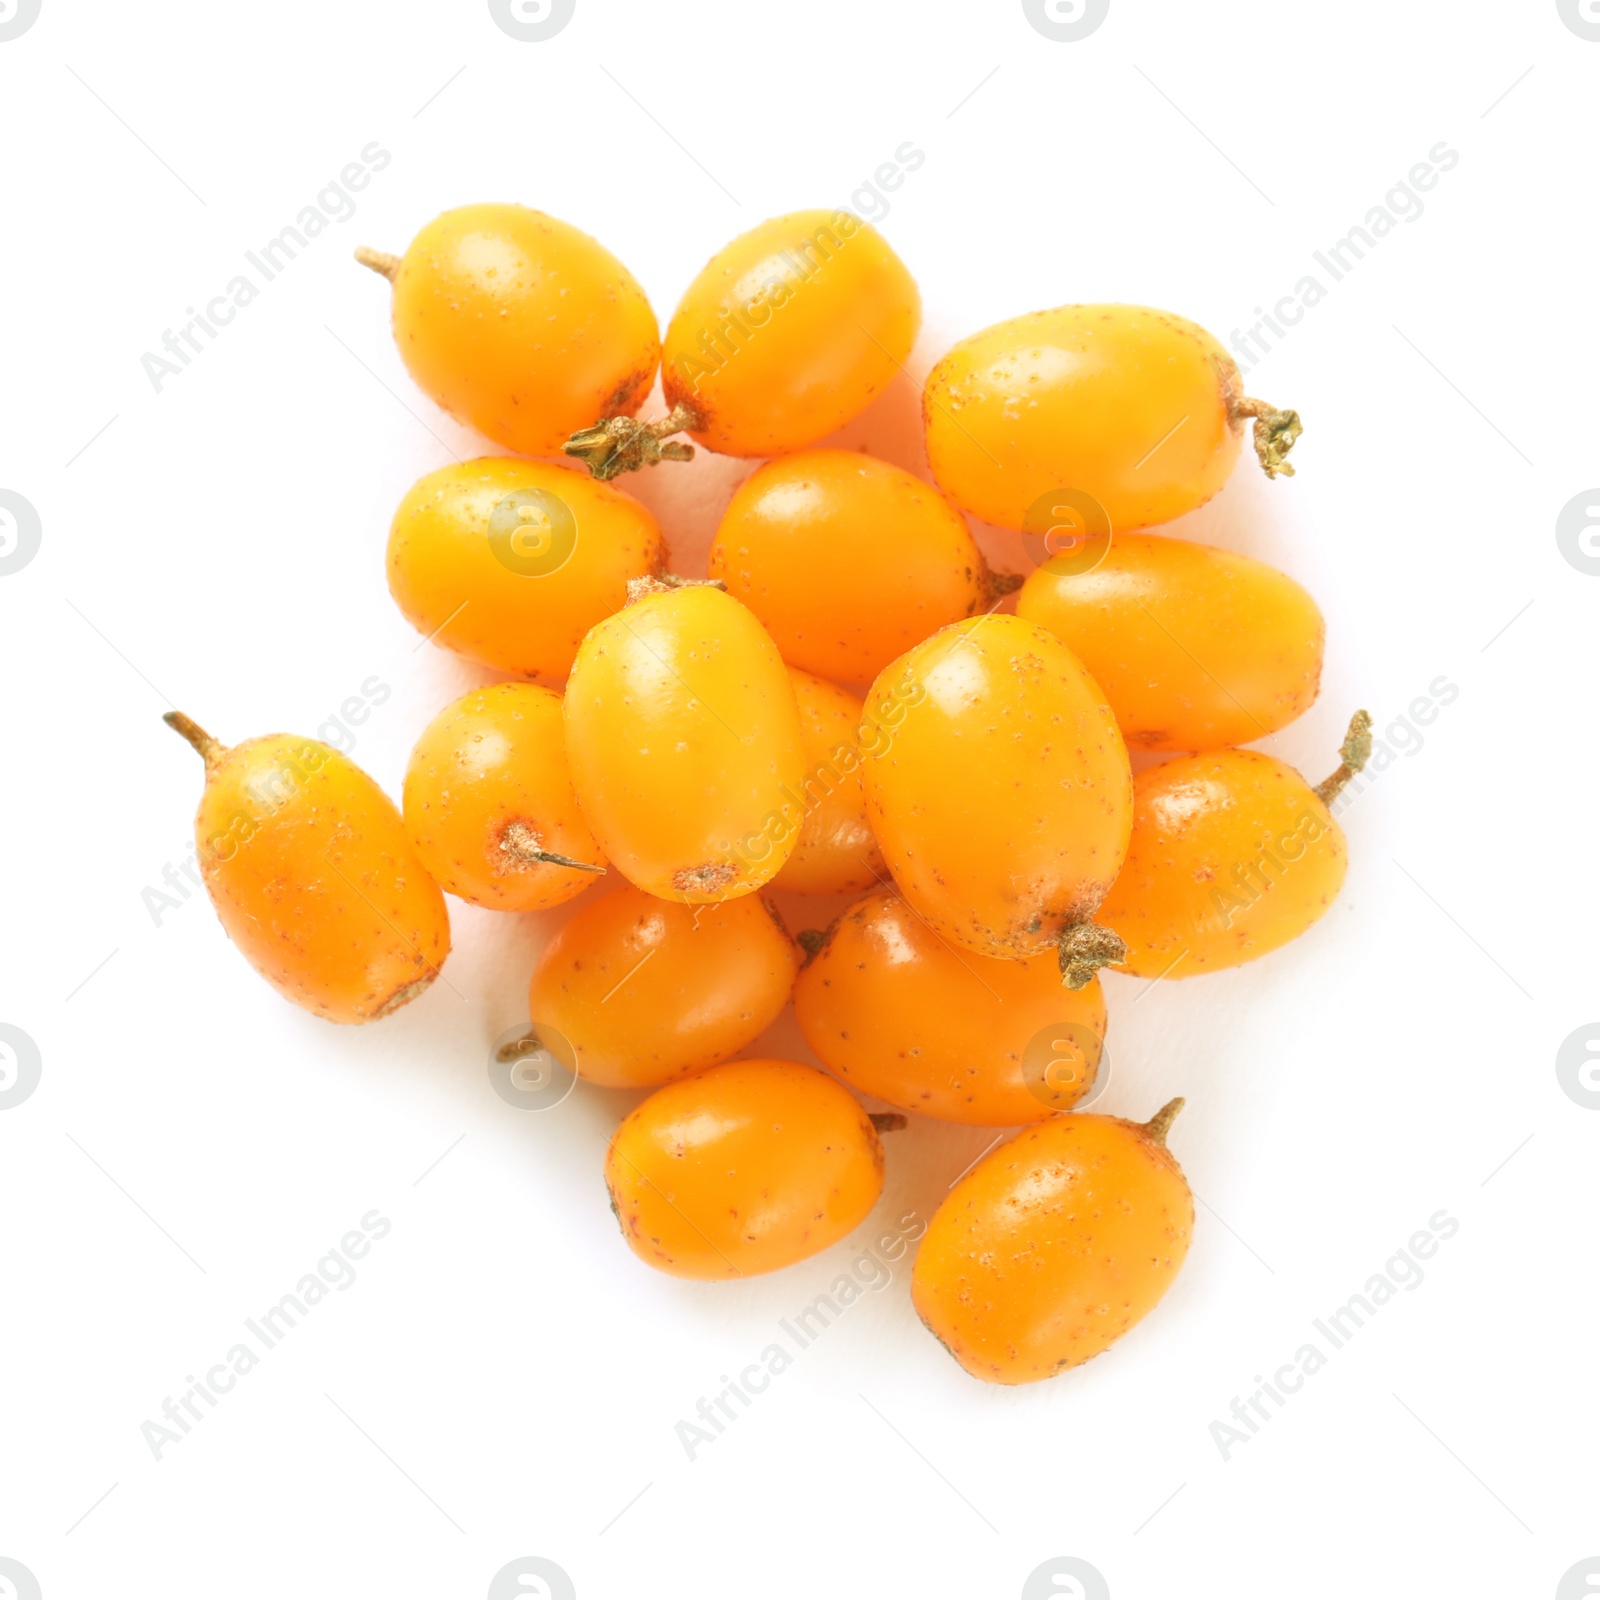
[564,403,700,481]
[1313,710,1374,806]
[536,852,605,873]
[869,1112,908,1134]
[1141,1097,1185,1147]
[1057,920,1127,989]
[164,711,227,776]
[796,928,828,963]
[354,246,400,282]
[1230,395,1303,478]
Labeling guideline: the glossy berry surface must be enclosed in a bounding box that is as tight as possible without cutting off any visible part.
[662,210,920,458]
[375,203,659,457]
[708,448,994,684]
[794,889,1107,1125]
[563,583,806,902]
[770,667,884,896]
[859,614,1133,965]
[169,715,449,1024]
[528,886,797,1089]
[403,683,603,912]
[387,457,663,681]
[924,304,1298,533]
[912,1103,1193,1384]
[605,1058,887,1279]
[1096,747,1351,979]
[1017,533,1324,750]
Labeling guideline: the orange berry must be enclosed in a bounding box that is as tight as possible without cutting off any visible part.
[165,713,449,1023]
[666,210,919,457]
[1096,713,1370,979]
[794,889,1106,1125]
[708,449,999,683]
[386,457,663,681]
[1016,532,1324,750]
[402,683,604,912]
[564,211,920,478]
[563,581,805,902]
[859,614,1133,979]
[604,1058,890,1279]
[770,668,884,896]
[924,304,1300,532]
[357,204,659,457]
[912,1101,1193,1384]
[527,885,797,1089]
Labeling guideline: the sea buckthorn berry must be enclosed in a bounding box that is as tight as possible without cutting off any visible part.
[164,712,449,1023]
[707,449,1012,684]
[387,457,663,681]
[1096,712,1371,980]
[563,580,806,902]
[771,668,884,895]
[794,889,1107,1125]
[1016,533,1324,750]
[526,885,797,1089]
[565,210,920,478]
[858,613,1133,982]
[604,1058,896,1279]
[923,304,1301,533]
[402,683,603,912]
[912,1100,1193,1384]
[355,204,659,457]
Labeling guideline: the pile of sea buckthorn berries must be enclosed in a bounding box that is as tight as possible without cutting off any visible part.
[166,204,1368,1385]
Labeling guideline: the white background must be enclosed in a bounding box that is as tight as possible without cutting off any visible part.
[1,2,1595,1596]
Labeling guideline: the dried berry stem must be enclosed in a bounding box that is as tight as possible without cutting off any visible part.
[1057,920,1127,989]
[869,1112,908,1134]
[1141,1097,1185,1147]
[354,246,400,282]
[534,852,605,873]
[163,711,227,776]
[796,928,828,962]
[1313,710,1374,806]
[1229,394,1302,478]
[564,402,700,481]
[499,821,604,874]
